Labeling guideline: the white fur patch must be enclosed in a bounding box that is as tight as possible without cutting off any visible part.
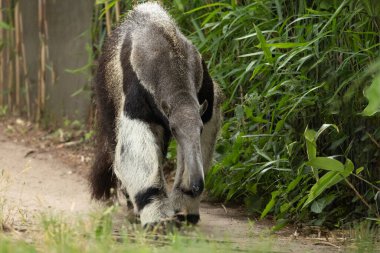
[114,111,162,212]
[114,111,176,225]
[134,2,171,22]
[139,198,174,225]
[114,112,162,192]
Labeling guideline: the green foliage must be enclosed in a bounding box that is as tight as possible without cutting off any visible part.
[362,61,380,116]
[303,125,353,208]
[0,106,8,117]
[166,0,380,227]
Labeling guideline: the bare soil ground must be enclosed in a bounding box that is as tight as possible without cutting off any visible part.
[0,118,352,252]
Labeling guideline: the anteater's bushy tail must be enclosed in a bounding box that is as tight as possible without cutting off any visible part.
[90,27,120,201]
[89,138,117,200]
[89,78,118,200]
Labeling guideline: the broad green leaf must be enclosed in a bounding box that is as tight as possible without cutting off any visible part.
[311,194,336,213]
[238,52,264,58]
[303,171,344,208]
[304,128,316,142]
[253,145,273,162]
[251,116,269,123]
[362,74,380,116]
[274,118,285,132]
[261,190,280,218]
[266,42,308,48]
[280,202,290,213]
[315,124,339,140]
[343,159,355,176]
[254,24,273,64]
[201,7,221,27]
[304,128,317,160]
[271,219,288,232]
[235,30,277,41]
[226,188,237,201]
[305,140,316,157]
[286,141,297,156]
[286,174,304,193]
[250,64,265,80]
[306,157,345,172]
[356,167,364,175]
[311,198,325,213]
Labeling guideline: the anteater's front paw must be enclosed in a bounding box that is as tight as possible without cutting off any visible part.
[139,200,177,228]
[175,212,200,225]
[143,217,182,234]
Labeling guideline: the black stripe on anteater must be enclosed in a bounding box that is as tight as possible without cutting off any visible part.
[135,187,167,211]
[198,59,214,124]
[175,211,200,225]
[186,214,200,225]
[120,38,171,156]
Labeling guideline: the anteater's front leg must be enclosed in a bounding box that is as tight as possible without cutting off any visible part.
[170,147,202,225]
[114,112,174,226]
[171,93,222,225]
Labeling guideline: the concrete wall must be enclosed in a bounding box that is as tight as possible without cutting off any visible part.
[20,0,93,124]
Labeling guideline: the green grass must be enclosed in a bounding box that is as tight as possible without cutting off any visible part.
[0,205,379,253]
[0,206,274,253]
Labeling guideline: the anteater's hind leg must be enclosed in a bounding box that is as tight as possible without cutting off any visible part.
[171,97,222,224]
[114,112,174,226]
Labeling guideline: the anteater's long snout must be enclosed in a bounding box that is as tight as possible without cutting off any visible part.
[185,145,205,198]
[190,174,204,197]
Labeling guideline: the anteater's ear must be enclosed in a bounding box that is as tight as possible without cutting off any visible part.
[198,58,214,122]
[161,100,171,117]
[199,100,208,116]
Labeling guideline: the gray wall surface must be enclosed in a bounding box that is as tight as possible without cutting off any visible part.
[20,0,93,124]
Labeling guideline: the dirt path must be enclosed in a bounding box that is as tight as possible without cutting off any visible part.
[0,132,342,252]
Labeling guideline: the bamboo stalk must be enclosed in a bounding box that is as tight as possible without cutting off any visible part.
[37,0,41,121]
[105,1,111,36]
[6,0,13,111]
[43,0,49,60]
[7,53,12,110]
[14,1,21,112]
[37,0,47,121]
[0,0,3,107]
[115,0,120,23]
[19,10,30,119]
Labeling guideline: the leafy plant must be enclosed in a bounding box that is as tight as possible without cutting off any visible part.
[362,60,380,116]
[166,0,380,227]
